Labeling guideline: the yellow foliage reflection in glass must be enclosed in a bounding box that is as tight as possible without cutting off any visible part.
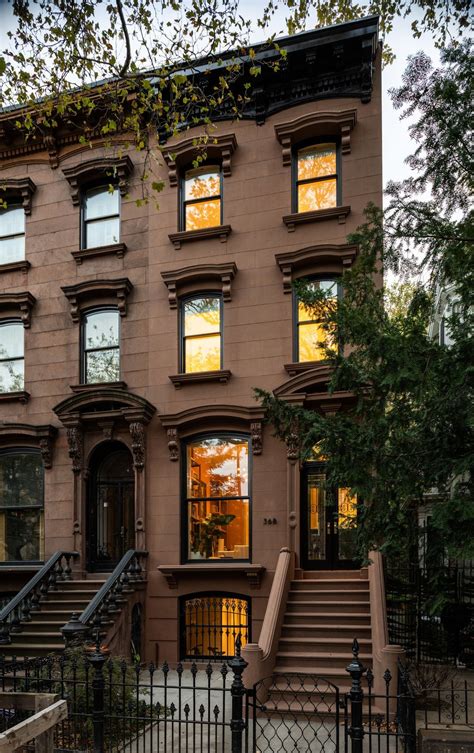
[183,296,221,373]
[297,144,337,212]
[184,167,221,230]
[297,280,338,362]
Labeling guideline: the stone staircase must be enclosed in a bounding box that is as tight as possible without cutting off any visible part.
[266,569,372,713]
[0,578,106,658]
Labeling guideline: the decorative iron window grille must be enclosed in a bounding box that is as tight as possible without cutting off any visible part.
[180,593,249,660]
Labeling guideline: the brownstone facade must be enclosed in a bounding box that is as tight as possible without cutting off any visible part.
[0,18,382,663]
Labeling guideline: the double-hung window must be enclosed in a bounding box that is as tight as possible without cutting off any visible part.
[81,308,120,384]
[0,206,25,264]
[82,186,120,249]
[295,279,340,363]
[295,143,339,213]
[181,295,222,373]
[0,321,24,393]
[0,450,44,563]
[181,166,222,231]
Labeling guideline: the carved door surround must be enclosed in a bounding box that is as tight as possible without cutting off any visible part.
[53,388,156,569]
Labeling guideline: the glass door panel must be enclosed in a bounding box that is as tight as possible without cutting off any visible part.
[305,472,326,563]
[337,488,358,561]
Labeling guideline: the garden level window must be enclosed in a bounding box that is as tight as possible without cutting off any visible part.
[0,205,25,264]
[82,309,120,384]
[296,279,339,363]
[185,436,250,562]
[181,296,222,373]
[0,321,24,393]
[82,186,120,249]
[0,450,44,563]
[181,593,249,660]
[295,143,338,213]
[182,167,222,231]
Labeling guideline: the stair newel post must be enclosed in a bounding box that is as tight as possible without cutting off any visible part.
[87,631,107,753]
[10,606,22,634]
[347,638,366,753]
[228,634,247,753]
[0,619,11,645]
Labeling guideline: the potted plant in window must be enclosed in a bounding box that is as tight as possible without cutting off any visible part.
[193,513,236,559]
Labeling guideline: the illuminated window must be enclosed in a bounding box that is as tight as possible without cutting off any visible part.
[181,296,222,373]
[82,186,120,249]
[0,205,25,265]
[296,279,339,362]
[0,321,24,393]
[82,308,120,384]
[295,143,338,213]
[182,166,222,231]
[181,593,249,660]
[0,450,44,563]
[185,436,250,562]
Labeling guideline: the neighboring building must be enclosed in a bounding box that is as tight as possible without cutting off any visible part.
[0,16,382,670]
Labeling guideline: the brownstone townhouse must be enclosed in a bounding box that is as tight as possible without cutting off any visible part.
[0,16,396,688]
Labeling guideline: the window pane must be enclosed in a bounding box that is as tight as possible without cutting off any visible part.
[299,322,336,362]
[0,359,24,392]
[85,217,120,248]
[0,235,25,264]
[184,297,220,337]
[0,323,24,359]
[185,334,221,373]
[85,310,119,349]
[86,348,120,383]
[187,437,249,499]
[298,281,338,323]
[338,488,358,560]
[0,207,25,238]
[184,169,220,201]
[84,187,120,220]
[297,144,336,181]
[298,178,337,212]
[188,499,249,560]
[306,472,326,562]
[0,453,44,508]
[185,199,221,231]
[183,595,249,659]
[0,510,43,561]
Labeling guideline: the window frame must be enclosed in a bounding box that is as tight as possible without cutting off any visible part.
[179,292,224,374]
[80,306,121,385]
[293,276,342,364]
[181,432,252,565]
[0,318,25,393]
[0,203,26,265]
[80,182,121,250]
[179,164,223,232]
[291,139,342,214]
[0,447,45,566]
[179,590,251,661]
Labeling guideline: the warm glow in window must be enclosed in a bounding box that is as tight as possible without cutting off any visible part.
[182,296,222,373]
[186,436,250,561]
[296,144,337,212]
[182,594,249,660]
[297,280,338,362]
[183,167,221,230]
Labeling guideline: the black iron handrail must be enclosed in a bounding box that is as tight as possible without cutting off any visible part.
[0,550,78,644]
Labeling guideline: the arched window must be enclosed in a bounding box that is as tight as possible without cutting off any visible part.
[82,185,120,249]
[81,308,120,384]
[0,320,24,393]
[180,295,223,373]
[181,166,222,231]
[180,592,250,660]
[0,449,44,563]
[294,278,340,363]
[294,142,339,213]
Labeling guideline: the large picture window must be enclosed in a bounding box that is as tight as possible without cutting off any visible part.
[0,451,44,563]
[181,593,250,660]
[0,206,25,265]
[0,321,24,393]
[181,295,222,373]
[82,308,120,384]
[181,166,222,231]
[295,143,338,213]
[185,435,250,562]
[295,279,339,363]
[82,186,120,249]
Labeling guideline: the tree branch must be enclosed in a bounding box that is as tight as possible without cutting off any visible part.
[116,0,131,78]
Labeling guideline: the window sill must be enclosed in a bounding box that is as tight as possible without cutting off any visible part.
[0,260,30,276]
[168,370,232,389]
[0,562,44,572]
[169,225,232,250]
[0,390,30,404]
[71,242,127,265]
[284,361,331,377]
[158,563,265,589]
[70,381,128,393]
[283,205,351,232]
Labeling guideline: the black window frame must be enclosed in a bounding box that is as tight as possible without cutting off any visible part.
[0,203,25,265]
[181,432,252,565]
[179,590,251,661]
[293,275,342,363]
[80,306,121,385]
[0,318,25,393]
[179,164,223,232]
[179,292,224,374]
[80,181,121,250]
[291,138,342,214]
[0,447,45,566]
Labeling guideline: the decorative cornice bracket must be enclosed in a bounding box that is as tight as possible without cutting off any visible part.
[0,291,36,327]
[0,177,37,214]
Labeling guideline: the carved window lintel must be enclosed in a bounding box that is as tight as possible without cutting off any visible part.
[0,291,36,328]
[163,133,237,187]
[0,423,57,468]
[62,156,133,205]
[0,177,37,214]
[161,262,237,309]
[275,243,358,292]
[61,278,133,322]
[274,110,357,165]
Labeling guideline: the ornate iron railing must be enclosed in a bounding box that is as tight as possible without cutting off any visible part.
[180,594,249,660]
[0,550,78,645]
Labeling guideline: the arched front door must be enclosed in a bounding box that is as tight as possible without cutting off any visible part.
[87,441,135,571]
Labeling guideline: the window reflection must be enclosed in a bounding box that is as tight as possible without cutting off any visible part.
[82,309,120,383]
[183,167,221,231]
[182,296,222,373]
[0,321,24,393]
[296,144,337,212]
[0,206,25,265]
[83,186,120,249]
[186,436,250,561]
[0,452,44,562]
[338,488,358,561]
[297,280,338,362]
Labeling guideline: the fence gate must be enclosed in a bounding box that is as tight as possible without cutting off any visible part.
[247,673,347,753]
